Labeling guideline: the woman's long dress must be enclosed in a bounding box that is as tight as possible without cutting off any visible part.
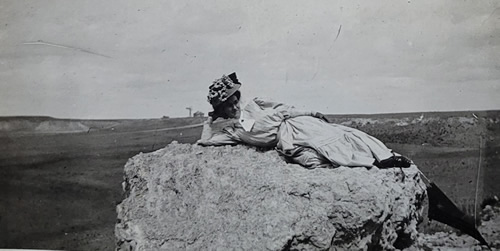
[202,97,393,168]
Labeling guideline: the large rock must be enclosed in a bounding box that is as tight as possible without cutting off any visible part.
[115,142,426,250]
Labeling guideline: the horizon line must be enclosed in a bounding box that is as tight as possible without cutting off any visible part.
[1,109,499,121]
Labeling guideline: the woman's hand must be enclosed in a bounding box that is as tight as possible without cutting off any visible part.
[279,110,291,120]
[204,116,214,125]
[314,112,329,123]
[208,110,220,121]
[200,115,215,144]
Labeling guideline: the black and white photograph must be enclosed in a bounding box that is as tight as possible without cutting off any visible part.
[1,0,499,250]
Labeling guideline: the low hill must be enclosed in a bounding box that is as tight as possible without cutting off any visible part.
[1,110,498,137]
[0,116,206,134]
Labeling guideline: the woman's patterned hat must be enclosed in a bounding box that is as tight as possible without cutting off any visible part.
[207,72,242,108]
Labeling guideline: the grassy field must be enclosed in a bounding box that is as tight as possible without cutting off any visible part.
[0,119,204,250]
[0,112,499,250]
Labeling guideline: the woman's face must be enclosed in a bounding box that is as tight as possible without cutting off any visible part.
[222,95,240,119]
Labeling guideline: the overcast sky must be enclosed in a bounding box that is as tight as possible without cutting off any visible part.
[1,0,499,119]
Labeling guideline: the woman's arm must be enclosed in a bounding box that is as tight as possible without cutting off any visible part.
[196,117,240,146]
[255,99,329,122]
[254,98,328,122]
[199,117,214,142]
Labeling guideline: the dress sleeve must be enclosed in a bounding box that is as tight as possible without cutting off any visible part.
[197,119,241,146]
[197,133,239,146]
[253,97,293,110]
[253,97,315,119]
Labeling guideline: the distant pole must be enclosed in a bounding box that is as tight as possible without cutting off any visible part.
[186,107,192,117]
[473,113,483,226]
[474,135,483,226]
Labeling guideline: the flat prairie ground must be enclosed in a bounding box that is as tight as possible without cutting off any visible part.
[0,126,201,250]
[0,112,499,250]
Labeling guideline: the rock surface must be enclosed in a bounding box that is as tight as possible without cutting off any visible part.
[115,142,426,250]
[406,204,500,251]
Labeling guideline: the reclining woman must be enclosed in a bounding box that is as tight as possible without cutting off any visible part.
[197,72,412,169]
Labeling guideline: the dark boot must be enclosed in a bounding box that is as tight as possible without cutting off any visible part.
[375,155,412,168]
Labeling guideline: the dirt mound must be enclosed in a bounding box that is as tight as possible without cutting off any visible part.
[0,117,53,132]
[115,142,426,250]
[408,203,500,250]
[333,116,496,148]
[34,121,90,133]
[0,118,90,133]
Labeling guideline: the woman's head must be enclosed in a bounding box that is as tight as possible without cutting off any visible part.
[211,90,241,119]
[207,72,242,119]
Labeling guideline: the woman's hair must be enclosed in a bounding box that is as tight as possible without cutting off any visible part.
[209,90,241,119]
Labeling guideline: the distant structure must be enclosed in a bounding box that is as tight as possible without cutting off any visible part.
[193,111,204,117]
[162,116,170,119]
[186,107,192,117]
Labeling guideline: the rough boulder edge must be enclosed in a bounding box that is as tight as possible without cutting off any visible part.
[115,142,426,250]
